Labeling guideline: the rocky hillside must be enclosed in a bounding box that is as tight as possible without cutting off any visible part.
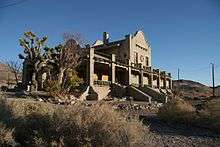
[173,80,212,99]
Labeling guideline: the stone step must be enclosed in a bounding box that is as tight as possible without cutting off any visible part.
[128,86,152,103]
[93,85,111,100]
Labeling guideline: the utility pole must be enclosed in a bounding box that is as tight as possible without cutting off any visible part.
[211,63,215,97]
[178,68,180,80]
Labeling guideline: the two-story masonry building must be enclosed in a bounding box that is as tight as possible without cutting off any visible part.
[85,31,172,91]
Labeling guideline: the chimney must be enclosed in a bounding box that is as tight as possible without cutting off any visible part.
[103,32,109,44]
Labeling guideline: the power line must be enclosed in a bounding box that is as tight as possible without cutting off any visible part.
[173,64,220,85]
[183,66,210,74]
[175,65,210,80]
[0,0,29,9]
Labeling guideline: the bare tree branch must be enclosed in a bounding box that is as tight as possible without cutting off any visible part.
[57,32,86,86]
[5,60,22,85]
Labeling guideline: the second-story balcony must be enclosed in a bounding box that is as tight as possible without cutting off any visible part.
[115,57,129,65]
[143,66,151,72]
[131,63,141,68]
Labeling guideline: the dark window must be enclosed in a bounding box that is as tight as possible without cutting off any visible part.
[134,52,138,64]
[146,57,149,66]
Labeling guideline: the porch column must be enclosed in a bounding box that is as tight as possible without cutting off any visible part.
[128,59,132,85]
[164,72,167,89]
[89,47,94,86]
[150,68,153,88]
[169,78,172,89]
[140,64,144,87]
[111,54,116,84]
[158,70,161,89]
[164,78,167,89]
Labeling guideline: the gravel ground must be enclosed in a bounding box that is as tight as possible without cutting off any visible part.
[110,101,220,147]
[143,116,220,147]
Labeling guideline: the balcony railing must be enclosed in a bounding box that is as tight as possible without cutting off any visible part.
[115,58,129,65]
[167,73,171,77]
[153,69,159,74]
[94,80,111,86]
[143,66,151,72]
[131,63,141,68]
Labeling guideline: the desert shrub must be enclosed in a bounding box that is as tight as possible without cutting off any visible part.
[0,99,55,145]
[52,104,148,146]
[8,99,55,118]
[0,98,12,124]
[1,86,8,92]
[44,80,62,95]
[158,98,197,124]
[45,70,82,93]
[0,99,149,146]
[0,122,15,146]
[44,80,70,102]
[45,71,82,101]
[47,103,149,146]
[64,69,82,90]
[158,98,220,133]
[197,100,220,133]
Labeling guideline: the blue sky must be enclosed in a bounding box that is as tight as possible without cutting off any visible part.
[0,0,220,85]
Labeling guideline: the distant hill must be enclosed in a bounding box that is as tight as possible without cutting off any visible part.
[173,80,212,99]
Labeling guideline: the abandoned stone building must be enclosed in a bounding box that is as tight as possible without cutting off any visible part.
[83,31,172,102]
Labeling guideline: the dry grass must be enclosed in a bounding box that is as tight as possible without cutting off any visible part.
[158,98,220,133]
[0,122,15,146]
[197,99,220,133]
[158,98,197,124]
[0,98,149,146]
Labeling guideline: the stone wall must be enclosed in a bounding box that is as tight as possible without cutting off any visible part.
[111,83,127,98]
[127,86,151,102]
[130,31,152,67]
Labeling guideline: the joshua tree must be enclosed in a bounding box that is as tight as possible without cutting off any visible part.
[19,31,86,92]
[19,31,48,91]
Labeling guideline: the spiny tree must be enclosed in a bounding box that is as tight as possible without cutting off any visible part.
[19,31,48,91]
[19,31,86,92]
[42,45,62,80]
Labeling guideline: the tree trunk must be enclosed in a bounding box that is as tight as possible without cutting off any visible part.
[58,68,65,86]
[31,72,38,91]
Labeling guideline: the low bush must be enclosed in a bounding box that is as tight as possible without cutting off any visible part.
[197,99,220,133]
[0,86,8,92]
[0,122,15,146]
[0,99,149,146]
[158,98,197,125]
[158,98,220,133]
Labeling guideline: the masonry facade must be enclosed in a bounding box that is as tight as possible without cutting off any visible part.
[86,31,172,90]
